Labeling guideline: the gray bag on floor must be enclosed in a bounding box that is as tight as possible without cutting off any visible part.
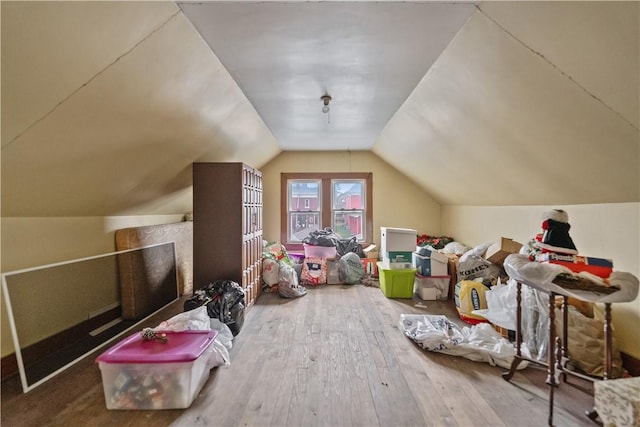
[338,252,365,284]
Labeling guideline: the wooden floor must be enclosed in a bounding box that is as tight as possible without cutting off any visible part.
[2,284,597,427]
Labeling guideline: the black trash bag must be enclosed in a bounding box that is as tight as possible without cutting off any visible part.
[303,227,365,258]
[302,227,341,247]
[184,280,245,336]
[205,280,245,336]
[183,289,212,311]
[336,236,365,258]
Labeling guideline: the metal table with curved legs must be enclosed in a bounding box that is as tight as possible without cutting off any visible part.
[501,279,614,426]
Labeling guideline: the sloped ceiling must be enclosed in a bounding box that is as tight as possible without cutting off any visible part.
[1,1,638,218]
[376,1,639,205]
[179,1,476,151]
[1,1,281,216]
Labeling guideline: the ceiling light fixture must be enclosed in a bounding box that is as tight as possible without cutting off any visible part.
[321,94,332,124]
[321,94,332,114]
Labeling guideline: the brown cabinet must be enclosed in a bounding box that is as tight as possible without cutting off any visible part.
[193,162,262,307]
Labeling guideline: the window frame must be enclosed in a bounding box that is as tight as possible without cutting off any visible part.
[281,172,373,250]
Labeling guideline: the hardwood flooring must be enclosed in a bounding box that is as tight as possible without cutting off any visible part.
[1,284,597,427]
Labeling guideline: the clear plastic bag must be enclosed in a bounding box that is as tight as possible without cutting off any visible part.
[338,252,365,284]
[522,285,549,362]
[278,263,307,298]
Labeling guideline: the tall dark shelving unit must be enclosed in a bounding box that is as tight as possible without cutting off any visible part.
[192,162,262,307]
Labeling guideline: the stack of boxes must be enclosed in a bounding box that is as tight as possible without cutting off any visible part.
[413,247,451,300]
[377,227,417,298]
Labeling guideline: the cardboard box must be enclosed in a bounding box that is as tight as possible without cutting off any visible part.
[377,262,416,298]
[412,251,449,276]
[491,324,514,341]
[363,244,379,260]
[362,258,379,275]
[446,255,459,300]
[485,237,523,266]
[96,330,218,410]
[537,253,613,278]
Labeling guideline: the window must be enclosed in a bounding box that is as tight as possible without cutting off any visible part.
[281,173,373,247]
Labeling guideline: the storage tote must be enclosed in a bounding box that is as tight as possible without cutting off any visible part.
[377,262,416,298]
[96,330,218,410]
[303,243,337,259]
[381,250,413,269]
[412,251,448,276]
[380,227,416,254]
[414,274,451,300]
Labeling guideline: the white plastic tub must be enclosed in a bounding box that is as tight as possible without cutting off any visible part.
[380,227,416,254]
[414,274,451,300]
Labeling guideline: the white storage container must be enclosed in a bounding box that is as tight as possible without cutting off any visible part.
[414,274,451,300]
[96,330,218,410]
[380,227,417,254]
[412,251,449,276]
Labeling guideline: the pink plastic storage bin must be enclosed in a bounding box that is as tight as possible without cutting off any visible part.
[288,251,305,264]
[96,330,218,410]
[303,243,337,259]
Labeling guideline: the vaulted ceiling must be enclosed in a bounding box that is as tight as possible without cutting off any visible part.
[1,1,638,217]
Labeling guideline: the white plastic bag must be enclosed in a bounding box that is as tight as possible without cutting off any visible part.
[475,278,519,330]
[443,241,470,255]
[459,242,492,263]
[156,306,211,331]
[457,255,502,287]
[156,306,234,368]
[278,262,307,298]
[399,314,528,369]
[262,258,280,285]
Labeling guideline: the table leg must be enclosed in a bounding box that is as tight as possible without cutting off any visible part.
[604,303,612,380]
[547,292,558,426]
[562,296,568,359]
[503,281,523,381]
[585,408,600,423]
[586,303,613,424]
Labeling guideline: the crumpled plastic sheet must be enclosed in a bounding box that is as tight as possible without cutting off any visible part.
[399,314,529,370]
[473,279,519,331]
[475,280,550,362]
[156,306,234,368]
[504,254,639,303]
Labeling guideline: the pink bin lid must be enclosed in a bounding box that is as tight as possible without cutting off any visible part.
[96,330,218,364]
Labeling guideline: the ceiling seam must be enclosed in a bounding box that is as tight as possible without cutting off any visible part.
[373,5,478,154]
[477,5,639,134]
[2,10,183,151]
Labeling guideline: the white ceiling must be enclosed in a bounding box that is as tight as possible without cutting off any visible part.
[179,1,476,151]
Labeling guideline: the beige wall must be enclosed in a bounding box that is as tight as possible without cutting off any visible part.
[442,203,640,359]
[1,214,184,357]
[3,187,637,362]
[260,151,442,247]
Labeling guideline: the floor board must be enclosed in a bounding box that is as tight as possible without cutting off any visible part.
[1,284,597,427]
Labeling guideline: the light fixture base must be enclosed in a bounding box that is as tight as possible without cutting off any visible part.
[321,94,332,114]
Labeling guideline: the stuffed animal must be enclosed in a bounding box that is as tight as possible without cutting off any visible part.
[533,209,578,255]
